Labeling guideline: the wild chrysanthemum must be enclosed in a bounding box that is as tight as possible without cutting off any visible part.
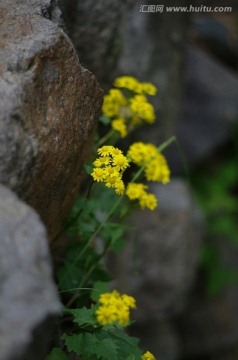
[91,168,106,182]
[111,118,128,138]
[96,290,136,327]
[142,351,156,360]
[101,76,157,138]
[91,146,129,195]
[126,183,158,210]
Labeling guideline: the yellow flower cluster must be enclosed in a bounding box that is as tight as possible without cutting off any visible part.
[142,351,156,360]
[102,89,127,118]
[130,95,155,124]
[114,76,157,96]
[95,290,136,326]
[126,183,157,211]
[127,142,170,184]
[102,76,157,137]
[91,146,129,195]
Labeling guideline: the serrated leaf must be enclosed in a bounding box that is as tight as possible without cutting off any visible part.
[45,348,68,360]
[62,333,83,355]
[106,329,142,359]
[67,306,97,327]
[62,332,118,360]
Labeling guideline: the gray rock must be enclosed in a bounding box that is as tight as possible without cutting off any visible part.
[116,0,187,140]
[59,0,131,85]
[0,184,61,360]
[0,0,103,238]
[167,45,238,173]
[110,179,203,321]
[177,234,238,358]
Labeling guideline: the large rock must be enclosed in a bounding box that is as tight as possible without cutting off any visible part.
[167,45,238,173]
[0,0,103,238]
[59,0,130,85]
[0,184,61,360]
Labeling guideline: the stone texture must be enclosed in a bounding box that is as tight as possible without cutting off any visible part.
[0,184,61,360]
[0,0,103,238]
[59,0,131,86]
[167,45,238,173]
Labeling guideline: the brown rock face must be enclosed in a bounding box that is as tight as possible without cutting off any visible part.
[0,0,103,238]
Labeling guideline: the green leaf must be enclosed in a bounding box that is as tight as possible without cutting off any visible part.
[67,306,97,327]
[84,163,93,174]
[45,348,68,360]
[62,332,118,360]
[91,281,109,302]
[104,329,142,359]
[99,115,111,125]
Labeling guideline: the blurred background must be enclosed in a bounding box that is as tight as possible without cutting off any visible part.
[59,1,238,359]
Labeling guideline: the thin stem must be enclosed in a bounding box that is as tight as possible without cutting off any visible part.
[98,129,115,147]
[158,135,176,153]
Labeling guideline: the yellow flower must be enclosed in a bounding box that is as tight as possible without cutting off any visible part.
[139,193,157,210]
[142,351,156,360]
[114,76,157,96]
[104,166,121,178]
[122,294,137,309]
[93,156,111,167]
[126,183,158,210]
[130,95,155,124]
[114,76,141,93]
[126,183,147,200]
[114,180,125,195]
[97,145,115,156]
[127,142,156,166]
[95,306,117,326]
[112,154,129,171]
[105,176,118,188]
[91,168,106,182]
[144,154,170,184]
[141,82,157,96]
[102,89,127,117]
[96,290,136,327]
[112,118,128,138]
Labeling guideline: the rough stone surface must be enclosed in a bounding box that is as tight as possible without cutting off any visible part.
[0,0,103,238]
[59,0,131,86]
[0,184,61,360]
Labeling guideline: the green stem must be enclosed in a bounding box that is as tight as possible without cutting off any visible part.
[98,129,115,147]
[158,135,176,153]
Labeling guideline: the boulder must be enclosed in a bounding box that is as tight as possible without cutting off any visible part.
[0,0,103,238]
[167,45,238,173]
[0,184,61,360]
[59,0,130,85]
